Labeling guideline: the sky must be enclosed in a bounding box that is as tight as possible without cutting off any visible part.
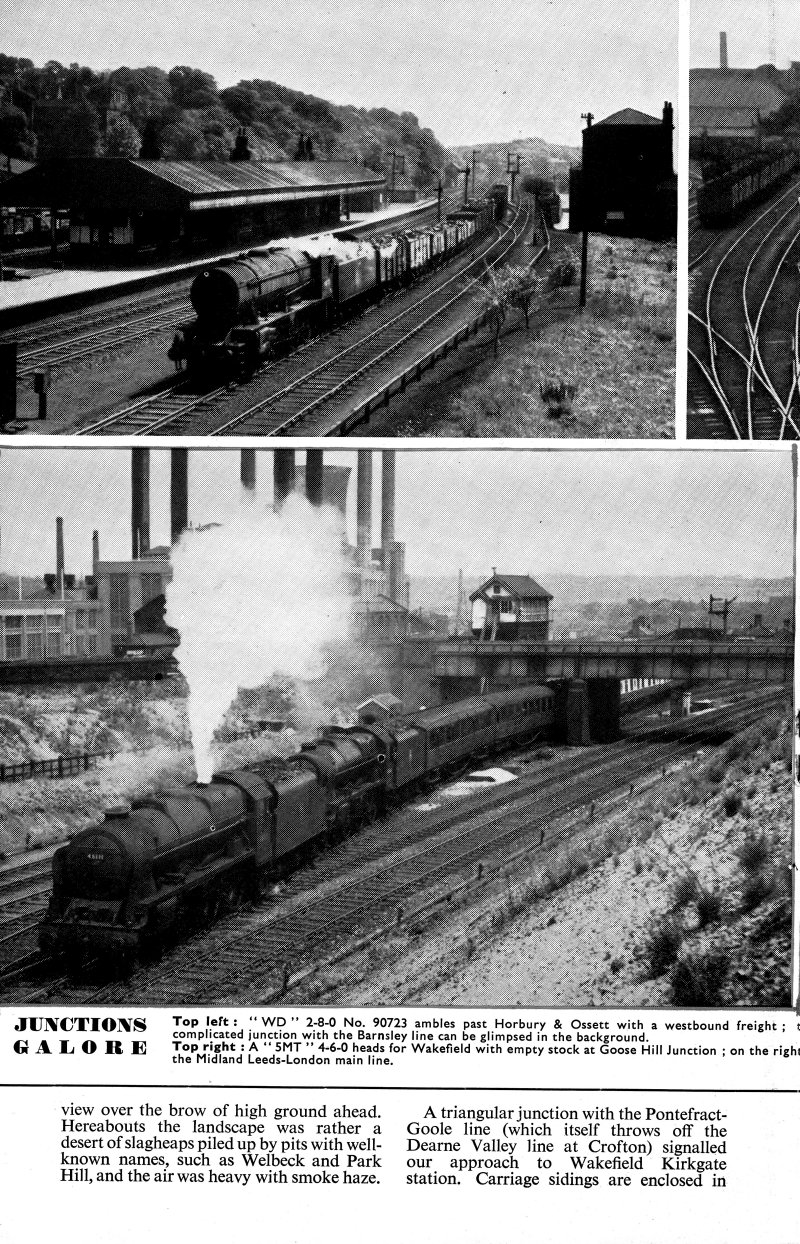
[0,448,792,583]
[692,0,799,69]
[6,0,677,147]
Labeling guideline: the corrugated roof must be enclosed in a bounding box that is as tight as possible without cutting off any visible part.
[137,158,385,197]
[470,574,552,601]
[595,108,661,127]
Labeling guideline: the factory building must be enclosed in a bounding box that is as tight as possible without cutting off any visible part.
[0,156,386,259]
[470,572,552,641]
[690,34,791,139]
[569,102,677,239]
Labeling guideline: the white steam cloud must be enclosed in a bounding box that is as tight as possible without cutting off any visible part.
[165,492,351,784]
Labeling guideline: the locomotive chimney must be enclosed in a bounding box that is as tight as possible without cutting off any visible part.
[240,449,256,492]
[381,450,396,548]
[170,448,189,544]
[720,31,728,70]
[131,448,150,560]
[273,449,296,509]
[56,516,65,594]
[305,450,323,506]
[356,450,372,567]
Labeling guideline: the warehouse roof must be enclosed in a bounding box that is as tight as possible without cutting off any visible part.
[690,69,789,116]
[0,157,385,211]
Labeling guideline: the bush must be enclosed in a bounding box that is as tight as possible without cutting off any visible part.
[696,888,722,929]
[741,871,775,912]
[738,833,769,874]
[672,872,697,908]
[539,377,577,418]
[643,918,683,978]
[670,951,729,1006]
[722,789,742,817]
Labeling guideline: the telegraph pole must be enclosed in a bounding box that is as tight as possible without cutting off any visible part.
[579,112,594,309]
[471,149,476,200]
[437,179,443,222]
[461,166,470,205]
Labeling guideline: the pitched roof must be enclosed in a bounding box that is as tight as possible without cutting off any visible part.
[0,157,384,210]
[595,108,661,127]
[470,574,553,601]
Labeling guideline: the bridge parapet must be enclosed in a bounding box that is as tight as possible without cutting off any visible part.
[433,639,793,686]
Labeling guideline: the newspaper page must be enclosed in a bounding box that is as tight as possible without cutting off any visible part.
[0,0,798,1239]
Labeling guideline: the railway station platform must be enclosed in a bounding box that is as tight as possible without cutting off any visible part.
[0,196,437,329]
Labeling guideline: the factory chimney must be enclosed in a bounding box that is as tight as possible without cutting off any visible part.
[241,449,256,492]
[92,530,99,570]
[170,448,189,544]
[56,516,64,594]
[131,448,150,560]
[381,450,396,548]
[305,450,323,506]
[356,450,372,567]
[720,31,729,70]
[273,449,296,509]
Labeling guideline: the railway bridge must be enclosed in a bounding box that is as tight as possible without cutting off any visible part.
[432,638,792,742]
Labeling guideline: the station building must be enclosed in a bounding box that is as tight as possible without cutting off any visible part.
[470,572,552,641]
[569,103,677,239]
[0,156,386,259]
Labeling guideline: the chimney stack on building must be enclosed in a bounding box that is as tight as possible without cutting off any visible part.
[356,451,372,567]
[170,448,189,545]
[241,449,256,491]
[131,448,150,560]
[720,31,729,70]
[273,450,296,509]
[56,516,64,593]
[305,450,324,506]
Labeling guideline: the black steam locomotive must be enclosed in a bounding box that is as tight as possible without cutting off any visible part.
[39,684,555,966]
[175,195,500,378]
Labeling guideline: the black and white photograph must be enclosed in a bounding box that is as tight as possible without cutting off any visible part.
[0,447,791,1008]
[0,0,675,438]
[689,0,800,439]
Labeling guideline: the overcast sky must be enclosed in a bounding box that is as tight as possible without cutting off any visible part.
[7,0,677,146]
[692,0,799,69]
[0,449,792,583]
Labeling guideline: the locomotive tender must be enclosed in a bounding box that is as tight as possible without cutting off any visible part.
[176,197,498,377]
[40,684,555,965]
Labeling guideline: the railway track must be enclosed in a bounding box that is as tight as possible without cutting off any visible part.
[688,176,800,439]
[2,688,784,1005]
[75,202,534,437]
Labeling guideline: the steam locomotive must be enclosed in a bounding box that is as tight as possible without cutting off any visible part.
[39,684,555,967]
[175,195,500,378]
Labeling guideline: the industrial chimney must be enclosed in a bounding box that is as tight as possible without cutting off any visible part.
[381,450,395,548]
[131,448,150,560]
[56,516,64,594]
[356,451,372,567]
[720,31,729,70]
[170,449,189,545]
[273,449,296,509]
[241,449,256,492]
[305,450,323,507]
[92,530,99,571]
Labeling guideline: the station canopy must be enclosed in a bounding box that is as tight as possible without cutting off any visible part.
[0,157,386,212]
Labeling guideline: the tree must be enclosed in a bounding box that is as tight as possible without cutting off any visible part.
[37,101,102,157]
[478,265,510,358]
[102,113,141,157]
[168,66,218,108]
[138,117,162,159]
[504,264,540,330]
[0,104,36,160]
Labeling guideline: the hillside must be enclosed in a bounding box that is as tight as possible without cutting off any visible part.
[449,137,580,192]
[0,54,454,188]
